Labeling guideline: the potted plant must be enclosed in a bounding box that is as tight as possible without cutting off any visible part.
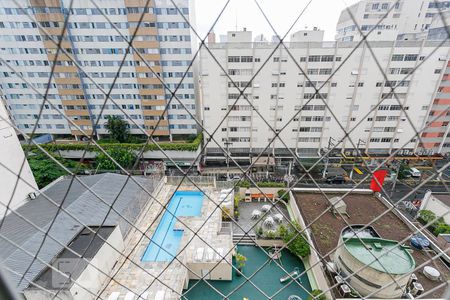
[235,253,247,276]
[234,210,240,221]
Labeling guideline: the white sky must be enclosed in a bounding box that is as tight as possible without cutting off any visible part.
[194,0,360,41]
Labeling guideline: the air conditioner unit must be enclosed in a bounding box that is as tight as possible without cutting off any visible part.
[340,284,351,297]
[411,282,424,296]
[407,273,418,289]
[28,192,37,200]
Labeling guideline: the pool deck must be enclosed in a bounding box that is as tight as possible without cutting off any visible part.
[101,185,233,299]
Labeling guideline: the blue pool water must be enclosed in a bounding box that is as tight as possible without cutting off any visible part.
[142,191,204,262]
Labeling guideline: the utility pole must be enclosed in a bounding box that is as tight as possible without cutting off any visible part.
[390,161,401,198]
[323,137,335,179]
[224,140,232,180]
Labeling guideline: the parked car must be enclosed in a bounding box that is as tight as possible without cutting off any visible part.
[326,175,346,184]
[409,167,421,178]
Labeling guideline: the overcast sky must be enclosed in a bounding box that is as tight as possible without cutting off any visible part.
[194,0,360,41]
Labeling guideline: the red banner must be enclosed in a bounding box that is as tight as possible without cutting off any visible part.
[370,169,388,192]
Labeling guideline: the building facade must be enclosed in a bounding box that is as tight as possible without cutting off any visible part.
[0,101,38,216]
[0,0,198,140]
[200,30,450,161]
[336,0,450,42]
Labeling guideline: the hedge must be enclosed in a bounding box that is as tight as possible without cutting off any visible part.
[237,180,286,188]
[23,133,202,153]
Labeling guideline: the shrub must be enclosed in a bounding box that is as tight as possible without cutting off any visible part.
[23,134,203,153]
[221,207,232,221]
[234,194,240,209]
[307,289,326,300]
[418,210,438,224]
[95,147,136,170]
[257,226,264,236]
[433,222,450,236]
[282,221,311,258]
[264,230,276,239]
[237,180,286,188]
[277,189,290,202]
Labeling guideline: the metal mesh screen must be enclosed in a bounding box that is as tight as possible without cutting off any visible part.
[0,0,449,299]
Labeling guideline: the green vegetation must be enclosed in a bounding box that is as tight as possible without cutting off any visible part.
[237,180,286,188]
[277,189,290,202]
[104,116,130,143]
[397,163,411,180]
[234,194,240,209]
[307,289,326,300]
[95,147,136,170]
[22,133,203,153]
[221,206,232,221]
[235,253,247,273]
[280,221,311,258]
[27,153,86,188]
[418,210,450,236]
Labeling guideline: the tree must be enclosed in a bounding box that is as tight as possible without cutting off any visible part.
[104,116,129,143]
[418,210,438,224]
[95,147,136,171]
[27,153,86,188]
[277,189,290,202]
[433,222,450,235]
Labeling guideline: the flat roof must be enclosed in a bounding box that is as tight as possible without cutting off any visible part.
[433,193,450,207]
[344,237,415,275]
[32,226,115,290]
[294,191,450,298]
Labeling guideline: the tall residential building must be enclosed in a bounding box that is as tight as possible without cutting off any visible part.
[200,30,450,162]
[0,100,38,216]
[0,0,198,140]
[336,0,450,42]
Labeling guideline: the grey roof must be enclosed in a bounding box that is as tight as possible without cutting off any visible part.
[0,173,157,291]
[33,226,116,290]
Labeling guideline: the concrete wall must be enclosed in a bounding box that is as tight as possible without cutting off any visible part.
[419,191,450,224]
[255,239,284,247]
[288,191,333,299]
[69,226,125,300]
[238,187,283,198]
[24,227,124,300]
[0,104,38,216]
[334,246,409,298]
[187,261,232,281]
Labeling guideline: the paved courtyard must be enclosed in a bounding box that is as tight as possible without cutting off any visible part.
[233,201,290,235]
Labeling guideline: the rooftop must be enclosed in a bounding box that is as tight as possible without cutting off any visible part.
[0,173,157,291]
[33,226,115,290]
[294,191,450,298]
[343,237,415,275]
[432,193,450,207]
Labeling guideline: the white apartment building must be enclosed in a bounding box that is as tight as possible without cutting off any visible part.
[0,100,38,216]
[200,30,450,161]
[0,0,198,140]
[336,0,450,42]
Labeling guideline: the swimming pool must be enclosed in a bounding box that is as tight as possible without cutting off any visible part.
[142,191,204,262]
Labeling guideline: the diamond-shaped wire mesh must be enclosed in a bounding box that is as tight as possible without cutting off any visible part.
[0,0,449,299]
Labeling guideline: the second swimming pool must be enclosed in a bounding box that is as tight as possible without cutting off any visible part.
[142,191,204,262]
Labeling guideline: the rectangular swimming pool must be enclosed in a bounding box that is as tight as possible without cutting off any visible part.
[141,191,204,262]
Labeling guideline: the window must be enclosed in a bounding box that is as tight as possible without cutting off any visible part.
[308,55,320,62]
[372,3,379,10]
[241,56,253,62]
[358,82,364,87]
[404,54,418,61]
[300,57,306,62]
[228,56,240,63]
[435,69,441,74]
[391,54,404,61]
[376,82,382,87]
